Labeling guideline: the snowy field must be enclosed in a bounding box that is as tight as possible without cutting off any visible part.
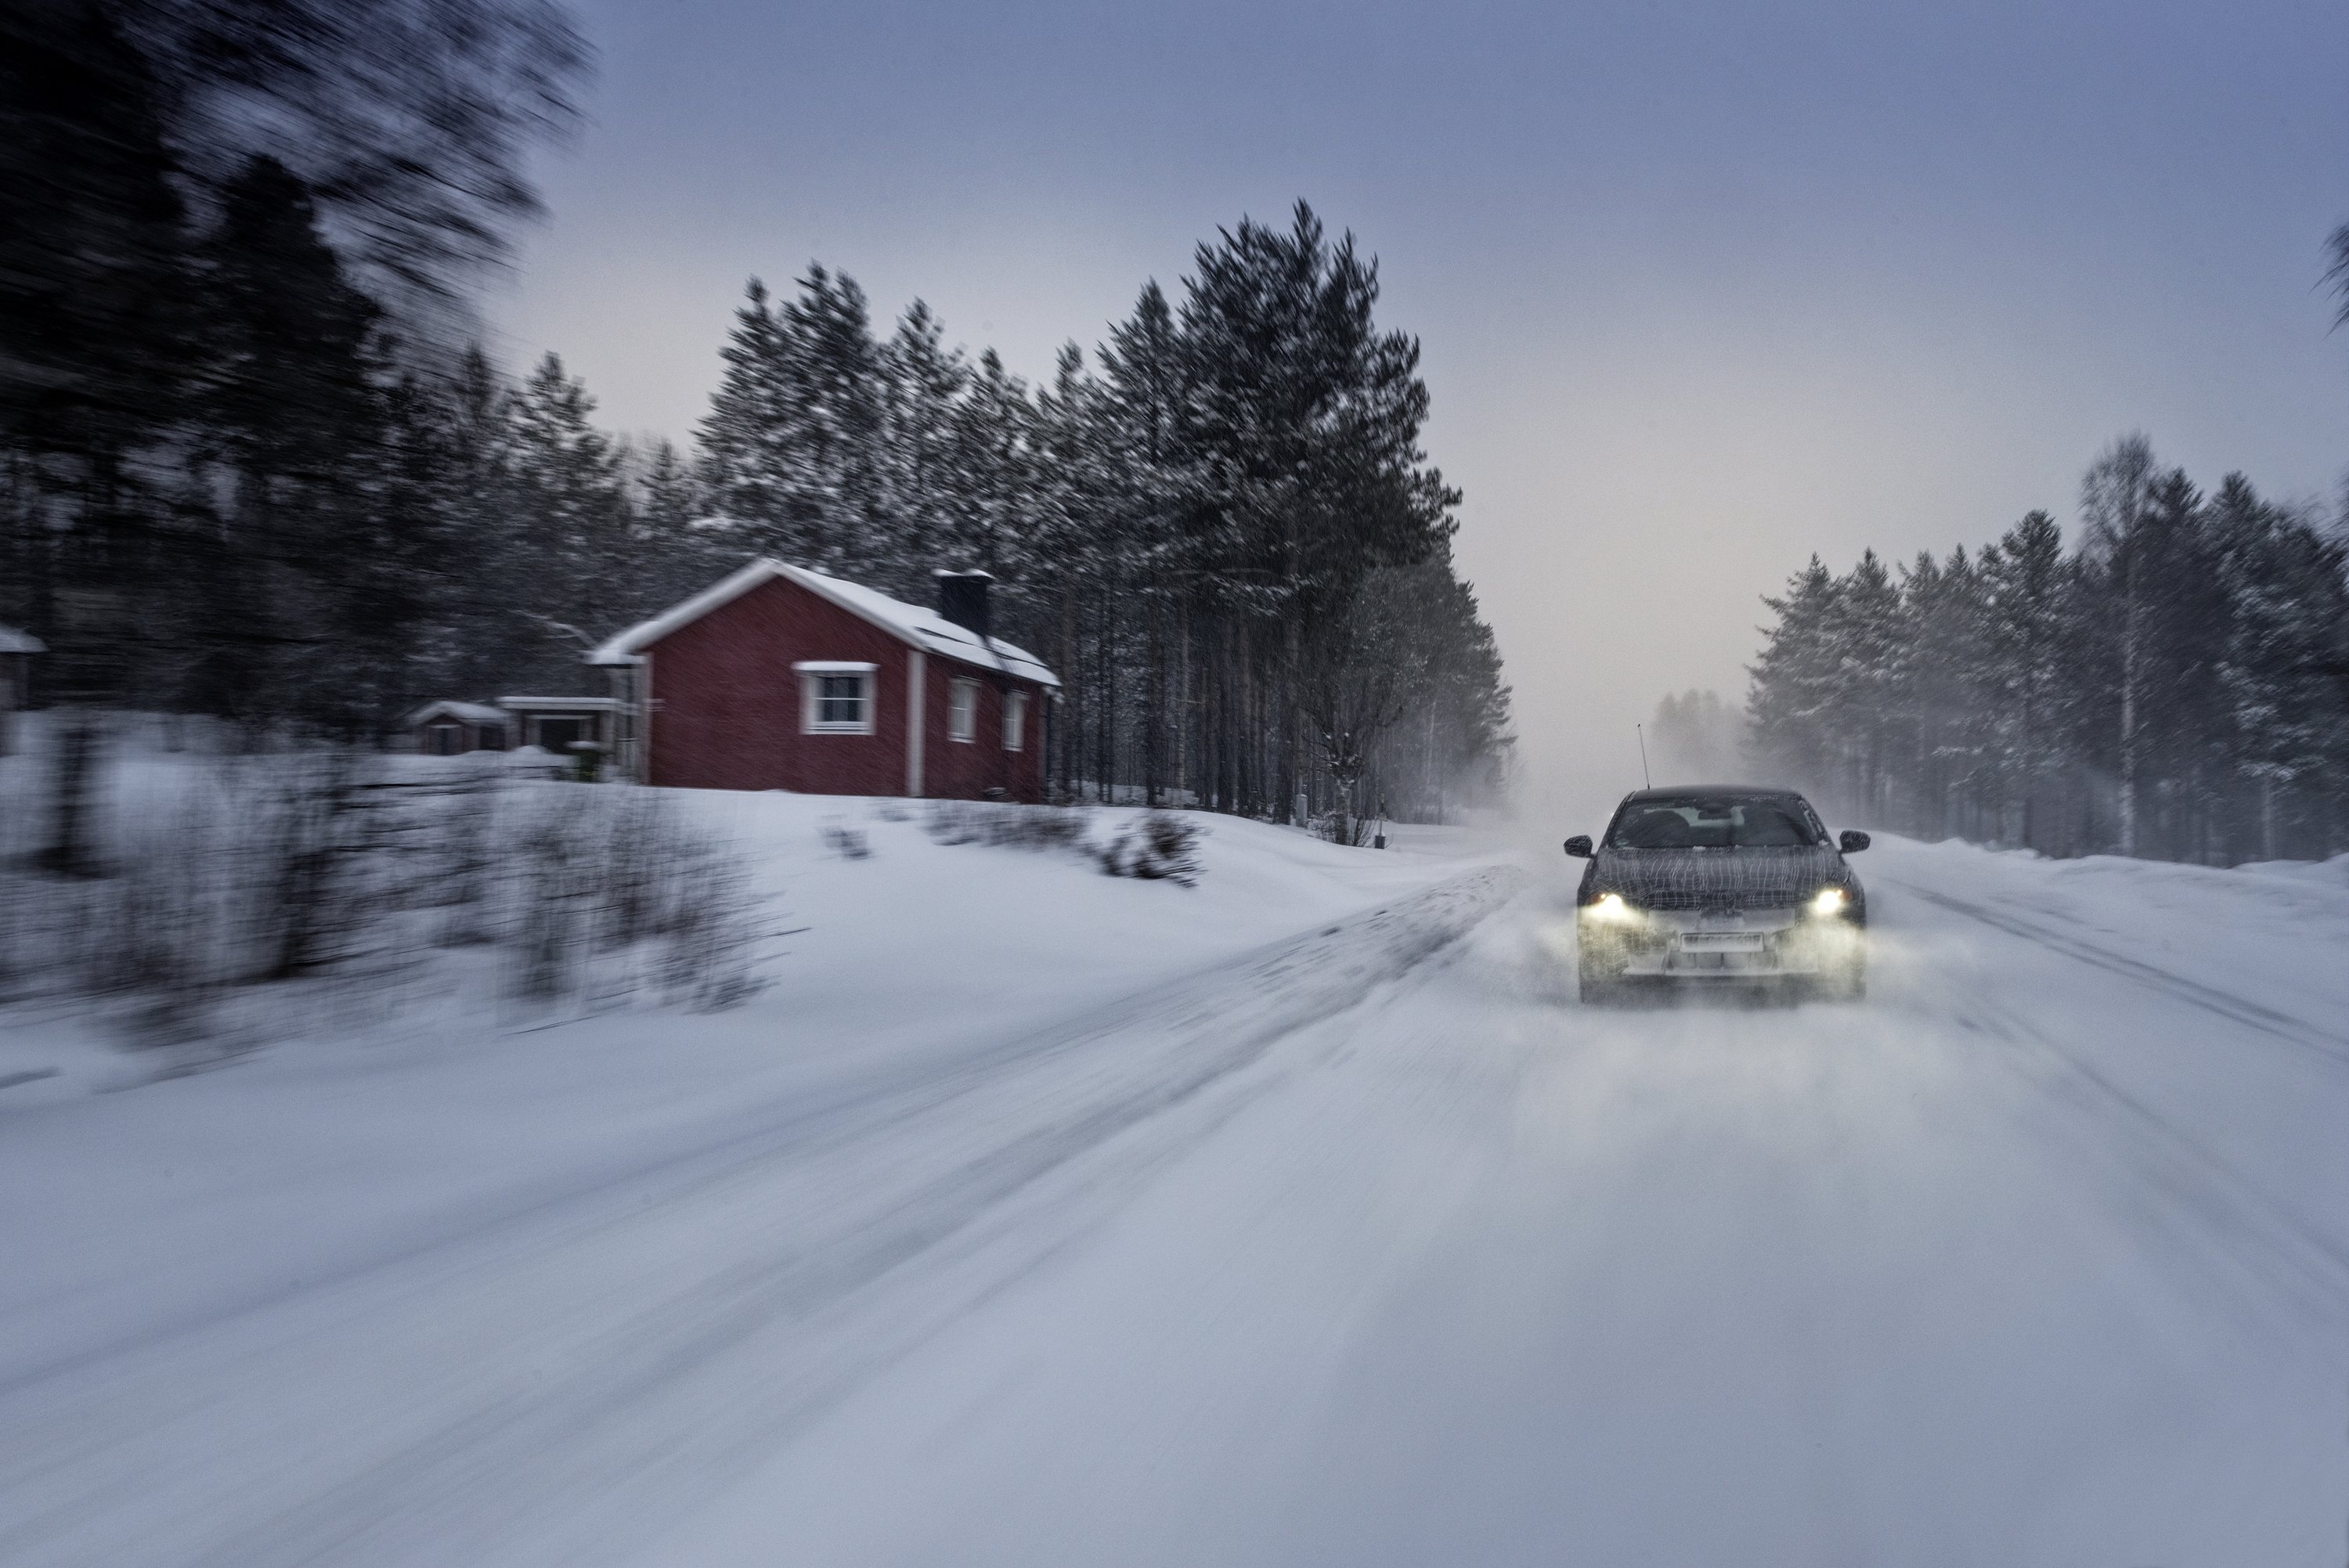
[5,785,2349,1564]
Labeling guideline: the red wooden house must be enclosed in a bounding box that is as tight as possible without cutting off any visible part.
[587,561,1057,800]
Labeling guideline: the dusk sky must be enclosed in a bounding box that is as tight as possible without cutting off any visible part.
[495,0,2349,811]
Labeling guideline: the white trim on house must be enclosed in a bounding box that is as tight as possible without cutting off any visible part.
[1003,690,1028,752]
[584,557,770,667]
[947,677,979,744]
[906,649,926,796]
[799,669,875,735]
[407,700,508,726]
[586,558,1060,689]
[791,660,879,673]
[498,696,620,713]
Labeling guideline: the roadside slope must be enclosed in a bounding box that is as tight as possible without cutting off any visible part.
[0,795,1500,1401]
[0,860,1521,1568]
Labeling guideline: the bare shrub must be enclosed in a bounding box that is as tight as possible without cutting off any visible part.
[1309,807,1379,847]
[1098,811,1203,886]
[651,837,767,1011]
[496,785,770,1012]
[504,801,597,1004]
[819,820,871,859]
[432,763,502,946]
[245,753,382,982]
[76,799,230,1044]
[924,799,1091,851]
[2,744,773,1043]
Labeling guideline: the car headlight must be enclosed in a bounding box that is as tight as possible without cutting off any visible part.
[1584,892,1638,923]
[1810,887,1848,917]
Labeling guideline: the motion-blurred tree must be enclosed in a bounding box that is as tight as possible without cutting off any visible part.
[2,0,589,869]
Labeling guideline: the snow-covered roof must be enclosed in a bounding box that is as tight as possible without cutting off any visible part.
[408,700,507,726]
[587,559,1060,689]
[0,624,45,655]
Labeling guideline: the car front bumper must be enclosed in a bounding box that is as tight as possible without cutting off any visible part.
[1579,908,1862,979]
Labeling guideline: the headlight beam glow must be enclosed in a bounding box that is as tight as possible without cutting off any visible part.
[1586,892,1636,923]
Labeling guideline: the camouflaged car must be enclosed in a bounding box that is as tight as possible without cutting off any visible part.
[1564,786,1870,1002]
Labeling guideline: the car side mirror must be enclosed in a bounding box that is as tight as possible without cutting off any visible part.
[1564,835,1593,859]
[1838,830,1871,854]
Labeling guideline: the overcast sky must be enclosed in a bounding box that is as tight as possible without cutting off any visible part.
[493,0,2349,817]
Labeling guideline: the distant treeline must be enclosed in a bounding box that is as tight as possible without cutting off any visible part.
[1741,435,2349,863]
[1,2,1510,838]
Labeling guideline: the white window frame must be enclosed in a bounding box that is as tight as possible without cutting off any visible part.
[947,677,980,744]
[795,660,878,736]
[1002,690,1027,752]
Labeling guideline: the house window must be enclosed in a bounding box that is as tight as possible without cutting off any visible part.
[948,678,979,743]
[816,676,864,726]
[1002,690,1027,752]
[796,663,878,734]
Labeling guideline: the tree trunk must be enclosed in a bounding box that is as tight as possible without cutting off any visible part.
[2116,593,2141,856]
[39,710,103,878]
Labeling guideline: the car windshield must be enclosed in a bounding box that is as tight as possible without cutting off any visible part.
[1606,796,1825,849]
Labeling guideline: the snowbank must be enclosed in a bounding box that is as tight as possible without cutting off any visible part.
[0,780,1497,1400]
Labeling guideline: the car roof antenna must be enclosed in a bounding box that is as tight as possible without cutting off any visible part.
[1636,724,1652,789]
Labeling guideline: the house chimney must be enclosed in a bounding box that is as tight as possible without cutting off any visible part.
[934,570,994,639]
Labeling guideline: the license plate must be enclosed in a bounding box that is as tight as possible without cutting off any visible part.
[1680,932,1764,952]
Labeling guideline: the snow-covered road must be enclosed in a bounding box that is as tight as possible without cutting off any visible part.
[7,833,2349,1565]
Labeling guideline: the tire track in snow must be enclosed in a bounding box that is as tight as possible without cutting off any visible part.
[1885,885,2349,1321]
[0,867,1523,1568]
[1950,994,2349,1318]
[1886,878,2349,1070]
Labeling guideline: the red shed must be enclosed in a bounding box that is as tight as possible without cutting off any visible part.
[587,560,1058,800]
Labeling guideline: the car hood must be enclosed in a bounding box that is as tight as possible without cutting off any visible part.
[1589,845,1853,911]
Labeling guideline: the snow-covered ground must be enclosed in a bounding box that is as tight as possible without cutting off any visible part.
[5,804,2349,1565]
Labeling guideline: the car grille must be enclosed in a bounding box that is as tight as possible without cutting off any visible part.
[1633,889,1804,911]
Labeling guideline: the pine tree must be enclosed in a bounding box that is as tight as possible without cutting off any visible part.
[1747,557,1842,790]
[1979,510,2072,847]
[1896,546,1990,837]
[197,154,392,732]
[1174,203,1457,820]
[948,348,1037,582]
[1828,549,1905,818]
[698,266,888,575]
[504,352,632,687]
[875,299,969,600]
[2078,434,2161,852]
[0,0,194,726]
[1095,281,1195,803]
